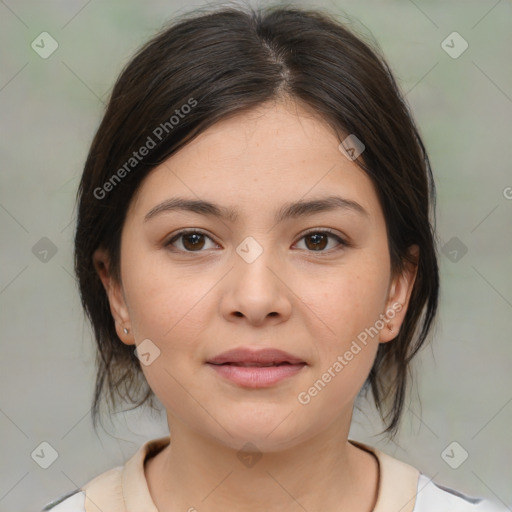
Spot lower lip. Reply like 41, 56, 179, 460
207, 363, 307, 388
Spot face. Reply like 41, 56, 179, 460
95, 99, 417, 452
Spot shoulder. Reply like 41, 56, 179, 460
349, 440, 507, 512
413, 474, 508, 512
40, 489, 85, 511
40, 437, 169, 512
40, 466, 123, 512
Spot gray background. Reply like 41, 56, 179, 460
0, 0, 511, 511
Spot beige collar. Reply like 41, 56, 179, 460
349, 439, 420, 512
83, 436, 420, 512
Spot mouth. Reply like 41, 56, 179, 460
206, 347, 307, 388
211, 362, 302, 367
206, 347, 306, 366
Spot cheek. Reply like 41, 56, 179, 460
294, 265, 388, 417
121, 254, 214, 411
121, 243, 211, 340
298, 260, 390, 350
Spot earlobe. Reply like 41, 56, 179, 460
379, 245, 419, 343
92, 247, 135, 346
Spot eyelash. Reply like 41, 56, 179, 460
164, 228, 349, 254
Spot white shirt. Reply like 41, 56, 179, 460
41, 436, 508, 512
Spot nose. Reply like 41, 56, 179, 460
220, 244, 293, 327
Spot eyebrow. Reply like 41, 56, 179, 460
144, 195, 368, 224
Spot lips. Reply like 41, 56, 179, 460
206, 347, 307, 388
220, 362, 292, 367
206, 347, 306, 366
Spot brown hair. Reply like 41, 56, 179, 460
74, 3, 439, 438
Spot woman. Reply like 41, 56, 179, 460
43, 4, 506, 511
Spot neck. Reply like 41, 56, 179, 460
145, 415, 379, 512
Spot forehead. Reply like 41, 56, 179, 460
127, 100, 383, 223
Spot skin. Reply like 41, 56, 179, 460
94, 97, 418, 512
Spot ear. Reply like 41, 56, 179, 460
93, 247, 135, 346
379, 245, 419, 343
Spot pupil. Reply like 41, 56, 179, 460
307, 233, 327, 251
184, 233, 204, 250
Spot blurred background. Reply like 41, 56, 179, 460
0, 0, 511, 510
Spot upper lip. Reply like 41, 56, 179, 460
207, 347, 306, 365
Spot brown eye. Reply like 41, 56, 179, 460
304, 233, 328, 251
181, 233, 205, 251
295, 230, 347, 253
166, 230, 217, 252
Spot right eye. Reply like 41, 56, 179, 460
165, 230, 220, 252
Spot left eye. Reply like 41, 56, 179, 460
294, 230, 346, 252
165, 229, 346, 253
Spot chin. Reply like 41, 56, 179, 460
203, 411, 310, 453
